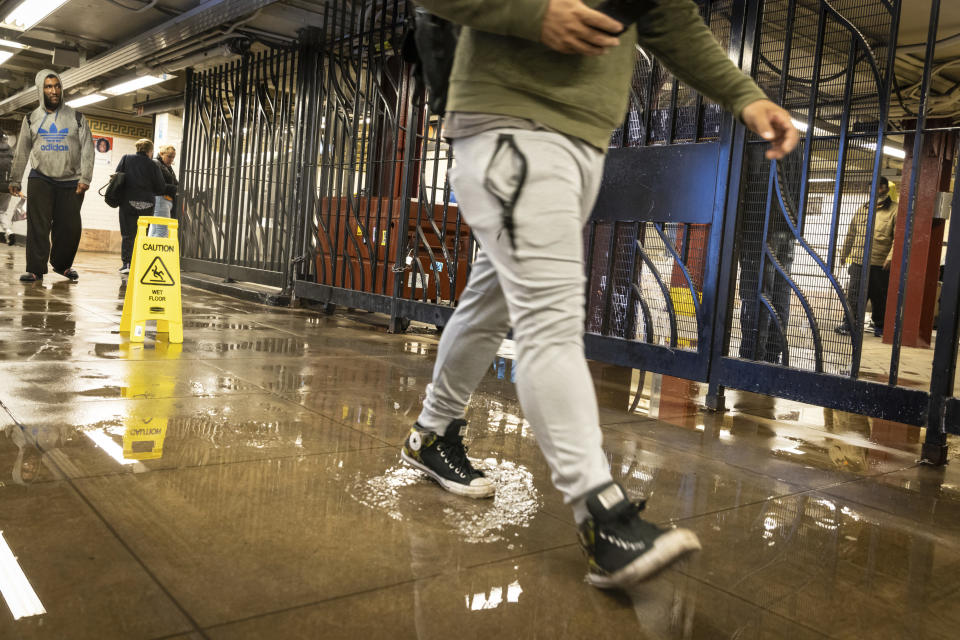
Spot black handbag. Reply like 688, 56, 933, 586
99, 171, 125, 208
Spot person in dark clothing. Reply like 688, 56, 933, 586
154, 144, 178, 212
9, 69, 95, 282
149, 144, 178, 238
117, 138, 167, 274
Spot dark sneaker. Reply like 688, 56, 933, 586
5, 232, 13, 246
873, 326, 883, 338
54, 268, 78, 281
119, 263, 130, 275
19, 272, 41, 282
400, 419, 494, 498
578, 482, 701, 589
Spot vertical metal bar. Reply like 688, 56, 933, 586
225, 57, 250, 280
826, 39, 857, 274
666, 76, 679, 145
293, 28, 323, 286
794, 2, 827, 233
390, 57, 421, 331
642, 51, 656, 146
849, 0, 901, 379
179, 68, 194, 256
599, 222, 619, 336
707, 0, 753, 408
889, 0, 941, 386
693, 0, 711, 144
179, 67, 194, 254
925, 137, 960, 462
749, 0, 795, 358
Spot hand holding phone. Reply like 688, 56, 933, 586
595, 1, 637, 35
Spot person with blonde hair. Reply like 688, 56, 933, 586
151, 144, 178, 237
115, 138, 166, 274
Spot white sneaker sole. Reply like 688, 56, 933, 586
587, 527, 702, 589
400, 450, 495, 499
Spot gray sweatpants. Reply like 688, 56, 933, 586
416, 128, 613, 519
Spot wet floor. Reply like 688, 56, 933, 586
2, 247, 959, 640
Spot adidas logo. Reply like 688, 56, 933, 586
38, 122, 69, 151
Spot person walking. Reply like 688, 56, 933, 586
148, 144, 178, 238
837, 176, 897, 338
9, 70, 94, 282
400, 0, 798, 590
116, 139, 167, 273
0, 132, 17, 245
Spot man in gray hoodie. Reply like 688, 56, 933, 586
9, 69, 94, 282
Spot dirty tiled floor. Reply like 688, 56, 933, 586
1, 248, 959, 639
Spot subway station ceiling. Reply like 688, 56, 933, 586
0, 0, 334, 121
0, 0, 954, 124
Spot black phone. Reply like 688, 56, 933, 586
595, 0, 660, 36
594, 1, 644, 36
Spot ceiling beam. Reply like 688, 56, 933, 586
0, 0, 282, 115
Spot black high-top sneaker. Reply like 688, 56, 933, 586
578, 482, 701, 589
401, 419, 495, 498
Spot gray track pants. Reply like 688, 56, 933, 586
417, 128, 613, 516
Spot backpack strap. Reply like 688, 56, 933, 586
26, 111, 82, 128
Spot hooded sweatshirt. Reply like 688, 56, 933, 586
10, 69, 94, 187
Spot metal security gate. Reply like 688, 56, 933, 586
580, 0, 746, 384
290, 0, 469, 331
179, 46, 300, 287
713, 0, 960, 461
177, 0, 960, 459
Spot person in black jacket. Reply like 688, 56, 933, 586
117, 138, 166, 274
149, 144, 178, 238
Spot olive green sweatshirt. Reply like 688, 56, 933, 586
415, 0, 767, 149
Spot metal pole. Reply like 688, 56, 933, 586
889, 0, 941, 386
924, 137, 960, 464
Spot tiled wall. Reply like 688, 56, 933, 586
1, 112, 186, 255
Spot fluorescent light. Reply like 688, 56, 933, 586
862, 141, 907, 159
0, 39, 24, 49
0, 51, 13, 66
84, 429, 142, 467
808, 178, 834, 183
65, 93, 106, 108
0, 531, 46, 620
882, 145, 906, 159
3, 0, 70, 31
102, 74, 173, 96
791, 118, 831, 136
792, 117, 907, 160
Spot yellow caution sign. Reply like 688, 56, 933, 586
120, 339, 181, 463
120, 217, 183, 343
123, 420, 169, 461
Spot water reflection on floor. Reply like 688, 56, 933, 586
1, 249, 959, 639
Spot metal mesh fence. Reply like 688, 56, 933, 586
729, 0, 897, 376
294, 0, 468, 306
180, 47, 299, 276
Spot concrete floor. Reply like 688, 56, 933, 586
2, 247, 960, 640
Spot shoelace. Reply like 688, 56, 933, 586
439, 432, 478, 478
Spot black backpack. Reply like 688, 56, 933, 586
0, 138, 13, 188
401, 8, 459, 115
